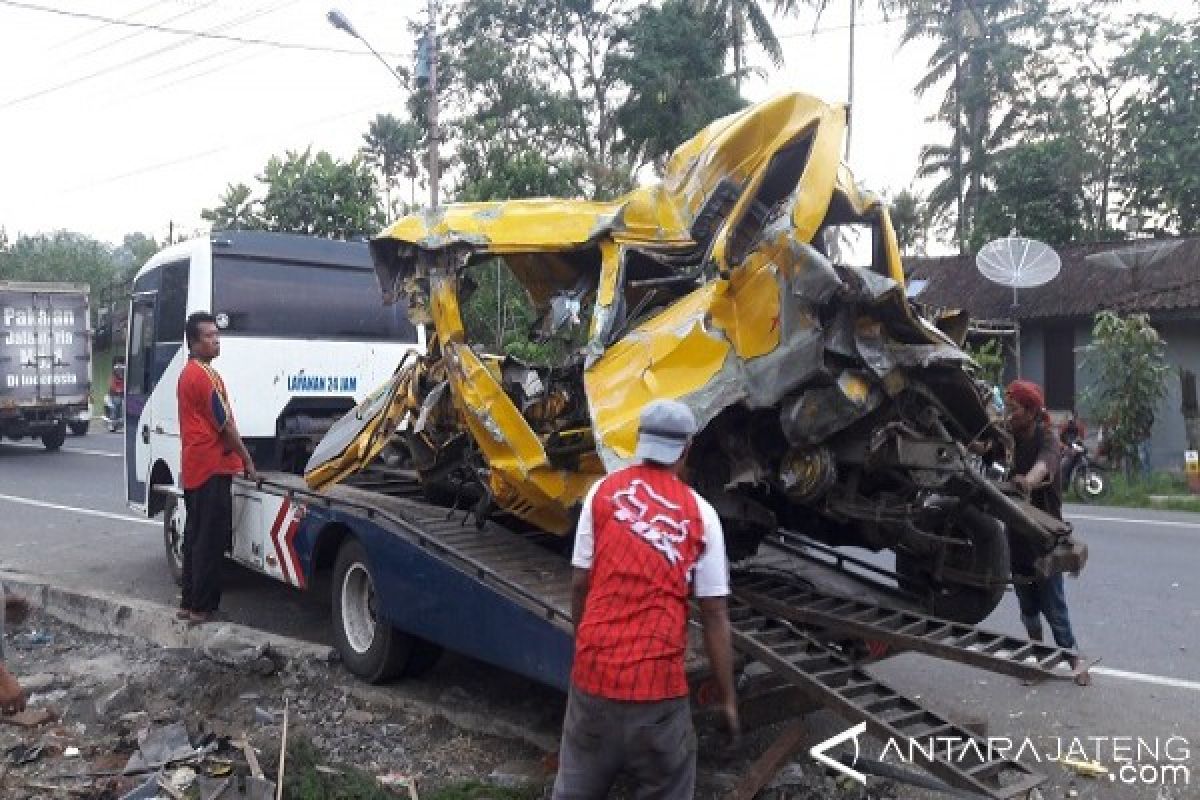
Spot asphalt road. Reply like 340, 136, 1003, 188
2, 429, 1199, 797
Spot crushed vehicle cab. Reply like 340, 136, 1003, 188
307, 92, 1083, 625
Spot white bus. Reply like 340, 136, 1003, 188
124, 231, 424, 519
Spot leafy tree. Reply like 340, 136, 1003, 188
201, 183, 259, 231
970, 138, 1086, 249
457, 146, 580, 202
361, 114, 423, 215
442, 0, 638, 199
0, 231, 121, 289
1117, 15, 1200, 234
1081, 311, 1169, 476
888, 188, 929, 255
965, 337, 1005, 387
202, 150, 384, 239
614, 0, 745, 172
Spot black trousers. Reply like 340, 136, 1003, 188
181, 474, 233, 613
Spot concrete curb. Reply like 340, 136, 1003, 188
1, 569, 330, 662
0, 569, 560, 753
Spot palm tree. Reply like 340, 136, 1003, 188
898, 0, 1046, 251
361, 114, 423, 215
699, 0, 784, 92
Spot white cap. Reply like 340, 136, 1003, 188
635, 399, 698, 465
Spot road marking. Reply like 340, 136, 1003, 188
1066, 513, 1200, 530
0, 493, 157, 526
2, 441, 121, 458
1092, 666, 1200, 692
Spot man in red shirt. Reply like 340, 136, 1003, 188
177, 312, 257, 624
552, 399, 738, 799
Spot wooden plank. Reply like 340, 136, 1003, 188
725, 721, 811, 800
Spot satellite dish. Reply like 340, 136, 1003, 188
1085, 240, 1182, 271
975, 237, 1061, 288
973, 237, 1060, 381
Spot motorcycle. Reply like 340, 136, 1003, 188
1062, 440, 1107, 503
103, 392, 123, 433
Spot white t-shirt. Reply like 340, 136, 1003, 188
571, 479, 731, 598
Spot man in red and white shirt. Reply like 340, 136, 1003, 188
552, 399, 737, 800
176, 311, 257, 624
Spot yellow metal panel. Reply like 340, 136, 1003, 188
710, 253, 782, 360
430, 273, 465, 344
586, 285, 730, 459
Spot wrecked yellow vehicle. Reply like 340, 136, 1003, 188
307, 92, 1077, 624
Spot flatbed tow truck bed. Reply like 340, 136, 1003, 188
209, 470, 1085, 798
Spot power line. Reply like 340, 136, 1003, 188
47, 0, 171, 52
59, 0, 221, 65
0, 0, 307, 111
0, 0, 404, 57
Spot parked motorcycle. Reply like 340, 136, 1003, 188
1062, 440, 1108, 503
103, 392, 123, 433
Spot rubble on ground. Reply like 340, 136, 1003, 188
0, 608, 869, 799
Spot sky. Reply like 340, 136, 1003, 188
0, 0, 1175, 248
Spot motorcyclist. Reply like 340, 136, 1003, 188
1059, 411, 1085, 485
105, 359, 125, 431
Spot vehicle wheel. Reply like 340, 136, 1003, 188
896, 507, 1009, 625
332, 538, 413, 683
163, 492, 186, 586
68, 420, 89, 436
1073, 467, 1108, 504
41, 423, 67, 451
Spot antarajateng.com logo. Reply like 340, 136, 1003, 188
812, 726, 1192, 788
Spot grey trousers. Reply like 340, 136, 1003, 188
552, 685, 697, 800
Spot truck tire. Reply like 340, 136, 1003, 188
68, 420, 89, 436
332, 538, 413, 683
163, 493, 186, 586
41, 423, 67, 451
896, 508, 1009, 625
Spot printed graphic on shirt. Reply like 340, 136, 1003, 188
611, 478, 691, 565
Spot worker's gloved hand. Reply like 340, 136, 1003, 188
0, 666, 26, 715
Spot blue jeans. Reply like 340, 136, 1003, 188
1014, 573, 1077, 650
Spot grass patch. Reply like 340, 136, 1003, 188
280, 737, 543, 800
1084, 470, 1200, 513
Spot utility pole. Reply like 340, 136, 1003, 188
845, 0, 855, 161
952, 0, 965, 255
426, 0, 439, 210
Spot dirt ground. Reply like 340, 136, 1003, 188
0, 608, 877, 800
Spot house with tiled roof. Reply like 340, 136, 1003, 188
906, 238, 1200, 469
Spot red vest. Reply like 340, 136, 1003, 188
571, 463, 707, 701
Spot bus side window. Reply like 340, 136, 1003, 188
150, 260, 190, 389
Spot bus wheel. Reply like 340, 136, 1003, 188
332, 539, 412, 683
163, 493, 186, 586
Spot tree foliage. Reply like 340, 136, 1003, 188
1081, 312, 1170, 473
1117, 15, 1200, 235
971, 138, 1086, 248
0, 231, 124, 290
202, 149, 384, 239
614, 0, 745, 171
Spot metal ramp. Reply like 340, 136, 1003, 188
728, 590, 1045, 798
735, 570, 1083, 684
264, 473, 1052, 796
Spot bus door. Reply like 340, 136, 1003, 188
125, 259, 189, 509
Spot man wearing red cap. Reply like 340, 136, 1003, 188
1003, 380, 1091, 686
